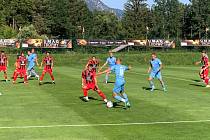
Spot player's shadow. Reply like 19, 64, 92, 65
191, 79, 203, 83
79, 96, 101, 102
113, 102, 124, 108
0, 80, 10, 82
189, 83, 205, 87
142, 87, 160, 91
42, 82, 54, 85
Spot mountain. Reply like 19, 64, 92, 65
85, 0, 124, 18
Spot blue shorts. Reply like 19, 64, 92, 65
150, 71, 162, 79
113, 82, 125, 94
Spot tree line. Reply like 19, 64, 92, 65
0, 0, 210, 40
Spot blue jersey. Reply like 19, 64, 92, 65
150, 58, 162, 73
27, 53, 37, 70
106, 57, 116, 67
111, 64, 129, 83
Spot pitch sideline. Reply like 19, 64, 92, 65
0, 120, 210, 129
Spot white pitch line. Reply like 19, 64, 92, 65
0, 120, 210, 129
130, 71, 195, 83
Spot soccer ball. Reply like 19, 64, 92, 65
106, 101, 113, 108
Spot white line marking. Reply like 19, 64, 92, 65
0, 120, 210, 129
130, 71, 196, 83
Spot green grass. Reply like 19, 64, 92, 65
0, 54, 210, 139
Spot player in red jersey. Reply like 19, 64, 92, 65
82, 64, 108, 103
85, 56, 100, 73
0, 51, 8, 81
13, 52, 27, 84
196, 51, 210, 87
39, 52, 55, 85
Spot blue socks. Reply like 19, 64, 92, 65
149, 81, 154, 88
105, 75, 109, 82
122, 93, 129, 102
114, 95, 125, 103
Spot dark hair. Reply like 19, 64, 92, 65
92, 56, 96, 58
1, 51, 5, 53
152, 52, 157, 56
202, 50, 207, 54
116, 58, 122, 62
88, 64, 93, 67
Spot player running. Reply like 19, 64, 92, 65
98, 58, 131, 109
27, 49, 39, 80
85, 56, 100, 73
13, 52, 28, 84
39, 52, 55, 85
195, 51, 210, 87
82, 64, 108, 103
99, 51, 116, 84
0, 51, 8, 82
148, 53, 167, 92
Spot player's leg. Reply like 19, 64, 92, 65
120, 85, 131, 108
157, 72, 167, 92
204, 69, 210, 87
3, 71, 8, 81
82, 87, 90, 102
13, 71, 19, 83
105, 71, 110, 84
112, 83, 126, 104
27, 69, 32, 79
31, 68, 39, 79
48, 70, 55, 84
23, 70, 28, 84
39, 70, 46, 84
148, 72, 155, 91
94, 86, 107, 103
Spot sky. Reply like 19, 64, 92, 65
101, 0, 190, 10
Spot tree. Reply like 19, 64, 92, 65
90, 11, 122, 40
122, 0, 149, 39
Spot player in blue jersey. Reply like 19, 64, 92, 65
98, 58, 131, 109
99, 51, 116, 84
27, 49, 39, 80
148, 53, 166, 92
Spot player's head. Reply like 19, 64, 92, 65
201, 50, 207, 57
31, 48, 35, 53
87, 64, 93, 71
46, 52, 50, 56
20, 52, 24, 57
116, 58, 122, 64
151, 53, 157, 60
109, 51, 113, 57
1, 51, 5, 55
27, 50, 31, 55
92, 56, 96, 61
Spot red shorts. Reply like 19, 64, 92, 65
83, 83, 98, 91
43, 67, 53, 73
0, 66, 7, 72
200, 68, 209, 79
16, 69, 27, 75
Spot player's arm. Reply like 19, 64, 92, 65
98, 61, 108, 72
6, 57, 9, 67
147, 63, 152, 73
40, 58, 44, 68
51, 58, 54, 69
97, 67, 111, 76
35, 56, 39, 66
81, 73, 87, 88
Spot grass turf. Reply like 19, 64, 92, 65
0, 63, 210, 139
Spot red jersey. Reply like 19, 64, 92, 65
43, 56, 53, 69
87, 59, 99, 72
0, 54, 7, 66
82, 69, 96, 84
201, 55, 209, 67
17, 56, 27, 70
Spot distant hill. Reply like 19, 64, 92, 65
85, 0, 124, 18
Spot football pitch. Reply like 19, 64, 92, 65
0, 58, 210, 139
